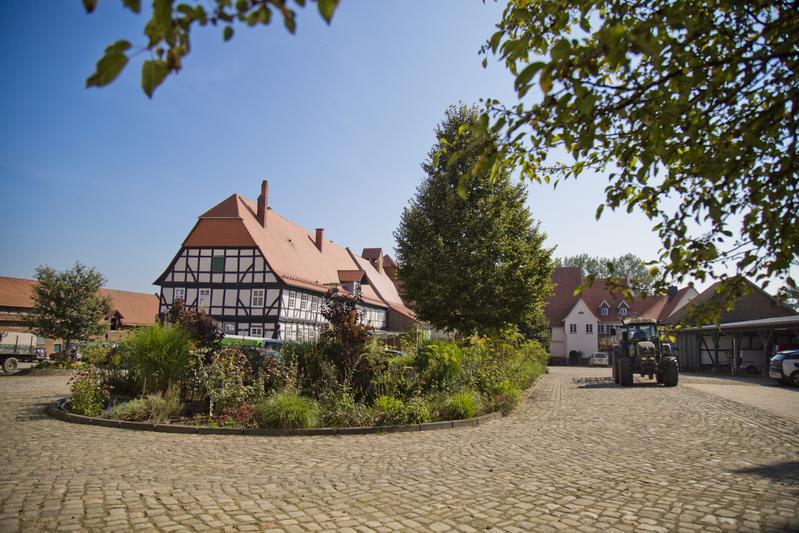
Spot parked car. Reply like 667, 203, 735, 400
589, 352, 609, 367
769, 349, 799, 386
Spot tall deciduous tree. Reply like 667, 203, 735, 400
395, 104, 554, 336
443, 0, 798, 312
29, 263, 113, 354
82, 0, 340, 97
555, 253, 655, 291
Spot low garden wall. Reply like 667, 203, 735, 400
47, 398, 503, 436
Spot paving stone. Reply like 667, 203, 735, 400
1, 369, 797, 532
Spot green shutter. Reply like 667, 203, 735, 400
211, 256, 225, 273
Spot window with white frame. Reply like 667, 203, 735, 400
600, 305, 609, 316
223, 323, 236, 334
569, 323, 577, 334
619, 305, 628, 316
301, 292, 309, 310
598, 324, 605, 334
251, 289, 264, 307
586, 324, 593, 334
250, 326, 263, 338
198, 289, 211, 309
288, 290, 296, 309
174, 287, 185, 303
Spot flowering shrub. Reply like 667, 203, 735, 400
69, 367, 107, 416
218, 403, 257, 428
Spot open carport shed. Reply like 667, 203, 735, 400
674, 316, 799, 374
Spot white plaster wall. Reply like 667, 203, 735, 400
550, 326, 566, 358
564, 299, 598, 357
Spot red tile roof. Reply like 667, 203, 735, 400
168, 189, 414, 320
544, 268, 694, 324
0, 276, 158, 326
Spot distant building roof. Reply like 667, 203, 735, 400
544, 267, 694, 324
0, 276, 158, 327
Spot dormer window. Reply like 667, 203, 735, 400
619, 305, 628, 316
599, 301, 609, 316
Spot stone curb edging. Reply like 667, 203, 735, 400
47, 398, 504, 436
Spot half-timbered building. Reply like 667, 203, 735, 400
155, 181, 415, 341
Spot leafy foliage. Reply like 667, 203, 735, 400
107, 397, 151, 421
319, 389, 376, 428
124, 323, 193, 394
373, 395, 431, 426
451, 0, 799, 313
29, 263, 113, 355
395, 104, 554, 335
776, 284, 799, 312
442, 390, 482, 420
69, 367, 107, 417
555, 253, 656, 291
83, 0, 340, 97
192, 345, 266, 415
255, 391, 320, 429
165, 299, 222, 348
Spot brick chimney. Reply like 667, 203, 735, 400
257, 180, 268, 228
315, 228, 324, 252
667, 285, 678, 302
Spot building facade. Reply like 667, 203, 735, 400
155, 181, 414, 341
0, 276, 158, 354
545, 267, 698, 364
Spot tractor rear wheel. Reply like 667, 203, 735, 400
660, 357, 679, 387
619, 357, 634, 387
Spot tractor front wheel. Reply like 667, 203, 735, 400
660, 357, 679, 387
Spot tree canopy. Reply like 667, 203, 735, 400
440, 0, 798, 310
395, 104, 554, 336
82, 0, 340, 97
555, 253, 655, 290
29, 263, 113, 353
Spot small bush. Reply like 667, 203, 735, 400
218, 403, 257, 428
107, 398, 151, 421
415, 341, 463, 391
147, 386, 182, 423
403, 397, 431, 424
255, 392, 320, 429
69, 367, 105, 417
442, 390, 482, 420
320, 390, 376, 427
487, 380, 523, 413
373, 395, 430, 425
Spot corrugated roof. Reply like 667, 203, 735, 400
0, 276, 158, 326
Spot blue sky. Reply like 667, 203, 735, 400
0, 1, 789, 295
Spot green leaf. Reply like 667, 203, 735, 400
595, 204, 604, 220
141, 59, 168, 98
153, 0, 174, 37
514, 61, 545, 91
284, 12, 297, 33
317, 0, 338, 24
122, 0, 141, 13
223, 26, 234, 41
539, 67, 553, 94
86, 40, 131, 88
82, 0, 97, 13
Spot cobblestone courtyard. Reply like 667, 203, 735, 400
1, 367, 797, 532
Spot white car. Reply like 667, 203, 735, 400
589, 352, 608, 367
769, 350, 799, 386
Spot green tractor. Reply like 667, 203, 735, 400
612, 318, 678, 387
